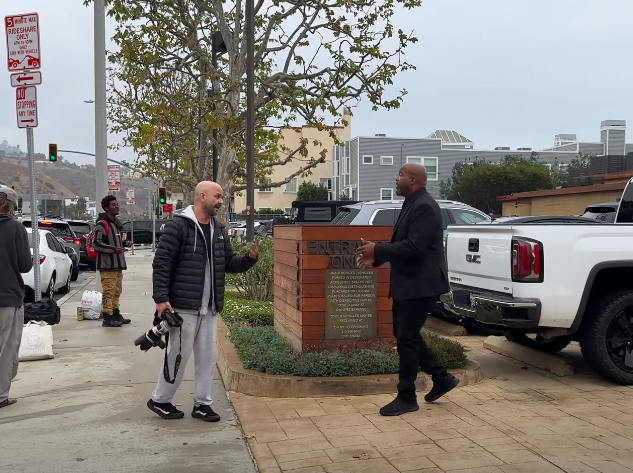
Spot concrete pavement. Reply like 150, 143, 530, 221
1, 250, 256, 473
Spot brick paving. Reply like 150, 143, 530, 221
228, 336, 633, 473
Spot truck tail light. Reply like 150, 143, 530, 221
511, 238, 543, 282
31, 255, 46, 264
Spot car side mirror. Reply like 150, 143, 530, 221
65, 247, 74, 254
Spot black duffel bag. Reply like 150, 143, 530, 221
24, 298, 61, 325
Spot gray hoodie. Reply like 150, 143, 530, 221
0, 214, 33, 307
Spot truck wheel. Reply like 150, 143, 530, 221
504, 332, 572, 354
580, 290, 633, 385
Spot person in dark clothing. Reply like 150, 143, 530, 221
0, 187, 33, 409
93, 195, 129, 327
148, 181, 259, 422
357, 164, 459, 416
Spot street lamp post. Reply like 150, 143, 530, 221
94, 0, 108, 201
245, 0, 255, 242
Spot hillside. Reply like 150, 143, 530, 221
0, 156, 149, 215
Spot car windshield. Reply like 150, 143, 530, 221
23, 221, 74, 238
70, 223, 91, 235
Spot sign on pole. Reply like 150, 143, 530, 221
5, 13, 41, 72
10, 70, 41, 87
16, 85, 38, 128
125, 187, 135, 205
164, 203, 173, 213
107, 164, 121, 191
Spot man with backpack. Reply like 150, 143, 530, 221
92, 195, 129, 327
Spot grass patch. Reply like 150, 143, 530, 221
221, 292, 467, 377
227, 324, 467, 377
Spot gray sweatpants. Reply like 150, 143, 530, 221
151, 310, 218, 406
0, 306, 24, 404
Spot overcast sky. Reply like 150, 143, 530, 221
1, 0, 633, 165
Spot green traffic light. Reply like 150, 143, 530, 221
50, 156, 57, 161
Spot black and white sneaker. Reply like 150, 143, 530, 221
192, 404, 221, 422
147, 399, 185, 419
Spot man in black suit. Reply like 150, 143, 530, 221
357, 164, 459, 416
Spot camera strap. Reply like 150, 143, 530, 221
163, 327, 182, 384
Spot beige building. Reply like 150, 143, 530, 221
498, 171, 633, 216
233, 109, 352, 214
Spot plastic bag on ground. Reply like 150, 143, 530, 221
18, 321, 54, 361
81, 290, 102, 320
24, 298, 61, 325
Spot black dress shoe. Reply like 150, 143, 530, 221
379, 396, 419, 417
113, 308, 131, 324
424, 374, 460, 403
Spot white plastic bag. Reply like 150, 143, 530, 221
18, 321, 54, 361
81, 290, 102, 320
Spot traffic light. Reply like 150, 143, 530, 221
158, 187, 167, 205
48, 143, 57, 162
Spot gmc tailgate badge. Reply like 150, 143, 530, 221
466, 254, 481, 264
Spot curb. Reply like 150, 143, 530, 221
56, 274, 97, 307
216, 318, 484, 398
483, 336, 575, 377
424, 315, 468, 337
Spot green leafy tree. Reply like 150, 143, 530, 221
338, 193, 352, 201
85, 0, 420, 221
296, 182, 329, 201
440, 154, 555, 214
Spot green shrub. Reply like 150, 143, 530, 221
221, 291, 274, 327
228, 325, 467, 377
225, 237, 273, 301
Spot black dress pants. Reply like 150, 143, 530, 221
392, 297, 447, 401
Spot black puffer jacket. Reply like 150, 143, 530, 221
152, 208, 257, 312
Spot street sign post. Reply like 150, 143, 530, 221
107, 164, 121, 192
6, 12, 42, 299
5, 13, 41, 72
10, 70, 41, 86
125, 187, 135, 205
15, 85, 38, 128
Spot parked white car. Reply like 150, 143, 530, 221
445, 177, 633, 384
23, 228, 74, 301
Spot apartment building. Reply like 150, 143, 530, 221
333, 120, 631, 201
233, 109, 352, 214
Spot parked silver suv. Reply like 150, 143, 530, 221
331, 199, 492, 235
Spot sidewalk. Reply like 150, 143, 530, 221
230, 332, 633, 473
1, 250, 257, 473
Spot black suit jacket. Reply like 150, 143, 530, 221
373, 188, 449, 301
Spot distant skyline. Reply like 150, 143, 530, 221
2, 0, 633, 165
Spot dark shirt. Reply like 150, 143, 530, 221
200, 222, 212, 263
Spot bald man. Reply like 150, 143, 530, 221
149, 181, 259, 422
358, 164, 458, 416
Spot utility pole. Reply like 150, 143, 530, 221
94, 0, 108, 202
245, 0, 255, 242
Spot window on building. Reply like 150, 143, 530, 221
380, 188, 393, 201
370, 209, 399, 225
406, 156, 423, 165
345, 157, 350, 174
333, 161, 340, 177
285, 177, 298, 193
424, 157, 439, 180
363, 155, 373, 165
558, 163, 569, 170
545, 163, 552, 171
258, 178, 272, 192
319, 178, 332, 190
380, 156, 394, 165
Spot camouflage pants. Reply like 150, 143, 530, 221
100, 271, 123, 315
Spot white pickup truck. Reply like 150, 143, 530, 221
445, 177, 633, 384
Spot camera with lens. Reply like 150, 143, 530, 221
134, 309, 183, 351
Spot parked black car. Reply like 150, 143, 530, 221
67, 220, 96, 270
121, 219, 169, 245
